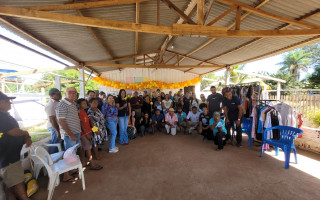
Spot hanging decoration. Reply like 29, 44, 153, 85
92, 76, 202, 90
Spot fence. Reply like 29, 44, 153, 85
267, 89, 320, 116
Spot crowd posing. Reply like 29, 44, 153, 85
0, 85, 244, 199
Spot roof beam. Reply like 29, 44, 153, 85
197, 0, 205, 25
204, 8, 320, 63
161, 0, 196, 25
85, 62, 224, 69
26, 0, 152, 11
204, 0, 216, 23
165, 50, 218, 65
97, 50, 160, 63
231, 69, 286, 83
173, 24, 320, 37
176, 0, 270, 65
0, 66, 77, 78
207, 5, 236, 26
200, 66, 226, 76
216, 0, 319, 29
235, 6, 241, 30
231, 35, 320, 66
158, 0, 197, 62
0, 5, 173, 35
135, 2, 140, 64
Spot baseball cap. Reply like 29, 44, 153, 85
49, 88, 61, 96
213, 111, 220, 116
0, 91, 16, 100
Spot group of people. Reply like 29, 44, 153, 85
0, 85, 244, 199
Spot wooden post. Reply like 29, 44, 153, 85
235, 6, 241, 30
79, 66, 85, 98
157, 0, 160, 26
55, 76, 61, 91
225, 68, 230, 86
276, 81, 281, 101
197, 0, 205, 25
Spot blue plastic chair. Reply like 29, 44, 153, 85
260, 126, 303, 169
242, 118, 253, 148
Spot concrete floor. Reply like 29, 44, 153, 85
32, 133, 320, 200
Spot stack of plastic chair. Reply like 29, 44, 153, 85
34, 145, 85, 200
260, 126, 303, 169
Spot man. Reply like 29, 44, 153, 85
97, 91, 106, 110
207, 86, 223, 115
86, 90, 96, 112
186, 106, 200, 134
142, 90, 148, 100
168, 91, 173, 100
152, 109, 165, 134
45, 88, 62, 154
0, 92, 31, 200
182, 91, 192, 115
176, 106, 187, 133
130, 91, 144, 121
222, 91, 243, 147
56, 87, 81, 182
165, 108, 178, 136
199, 94, 208, 111
199, 107, 212, 140
210, 112, 228, 151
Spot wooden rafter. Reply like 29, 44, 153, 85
207, 5, 236, 26
230, 35, 320, 66
157, 0, 160, 26
85, 63, 224, 69
158, 0, 197, 62
135, 2, 140, 64
97, 51, 159, 63
235, 6, 241, 30
200, 66, 226, 76
216, 0, 318, 29
164, 54, 177, 64
26, 0, 152, 11
176, 0, 269, 65
204, 0, 216, 23
204, 8, 320, 63
161, 0, 196, 25
197, 0, 205, 25
165, 50, 218, 65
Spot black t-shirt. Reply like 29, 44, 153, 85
139, 116, 151, 128
222, 96, 241, 120
142, 102, 152, 116
0, 112, 25, 168
199, 113, 211, 127
183, 97, 192, 113
115, 98, 129, 117
207, 93, 223, 113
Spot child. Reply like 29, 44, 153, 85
87, 98, 108, 160
127, 110, 137, 140
77, 98, 103, 170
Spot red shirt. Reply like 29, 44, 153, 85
78, 110, 92, 136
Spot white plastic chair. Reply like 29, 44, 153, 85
30, 143, 64, 179
34, 145, 85, 200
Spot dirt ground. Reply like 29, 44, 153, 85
32, 132, 320, 200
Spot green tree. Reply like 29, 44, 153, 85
302, 42, 320, 68
200, 73, 218, 90
305, 66, 320, 88
264, 70, 303, 90
230, 65, 248, 84
278, 50, 311, 82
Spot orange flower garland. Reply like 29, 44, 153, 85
92, 77, 202, 90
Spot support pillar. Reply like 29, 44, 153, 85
1, 82, 5, 92
79, 66, 85, 98
55, 76, 61, 91
225, 66, 230, 86
195, 82, 201, 99
277, 81, 281, 101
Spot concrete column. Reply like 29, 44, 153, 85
55, 76, 61, 91
195, 82, 201, 98
277, 81, 281, 101
79, 67, 85, 98
225, 68, 230, 86
1, 82, 5, 92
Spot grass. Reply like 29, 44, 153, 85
31, 133, 50, 142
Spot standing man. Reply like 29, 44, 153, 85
45, 88, 62, 154
0, 92, 31, 200
182, 91, 192, 115
207, 86, 223, 115
56, 87, 81, 182
222, 91, 243, 147
130, 91, 143, 122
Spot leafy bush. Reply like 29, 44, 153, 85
307, 109, 320, 127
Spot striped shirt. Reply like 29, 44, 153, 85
56, 98, 81, 139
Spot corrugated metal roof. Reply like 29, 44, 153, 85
0, 0, 319, 77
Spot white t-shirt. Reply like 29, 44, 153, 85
45, 99, 59, 128
187, 112, 200, 124
162, 99, 172, 109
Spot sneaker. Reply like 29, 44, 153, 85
114, 146, 119, 150
109, 148, 119, 153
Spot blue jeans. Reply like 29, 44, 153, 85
64, 133, 80, 150
118, 116, 129, 144
47, 127, 62, 153
107, 117, 118, 149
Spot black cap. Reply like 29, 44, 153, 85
0, 91, 16, 100
49, 88, 61, 96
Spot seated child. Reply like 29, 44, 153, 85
199, 107, 212, 140
77, 98, 103, 170
210, 112, 227, 151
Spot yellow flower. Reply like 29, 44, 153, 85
124, 97, 127, 100
150, 102, 153, 105
92, 126, 99, 132
0, 132, 3, 139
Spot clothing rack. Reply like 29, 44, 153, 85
225, 82, 261, 88
257, 99, 280, 106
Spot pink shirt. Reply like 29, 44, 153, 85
165, 113, 178, 125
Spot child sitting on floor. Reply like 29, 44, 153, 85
77, 98, 103, 170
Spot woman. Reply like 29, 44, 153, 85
191, 93, 199, 111
160, 92, 166, 101
87, 98, 108, 160
115, 89, 131, 145
162, 94, 173, 115
138, 112, 152, 136
151, 91, 158, 104
102, 94, 119, 153
154, 96, 163, 112
142, 95, 152, 116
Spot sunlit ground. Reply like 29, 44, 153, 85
264, 149, 320, 179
